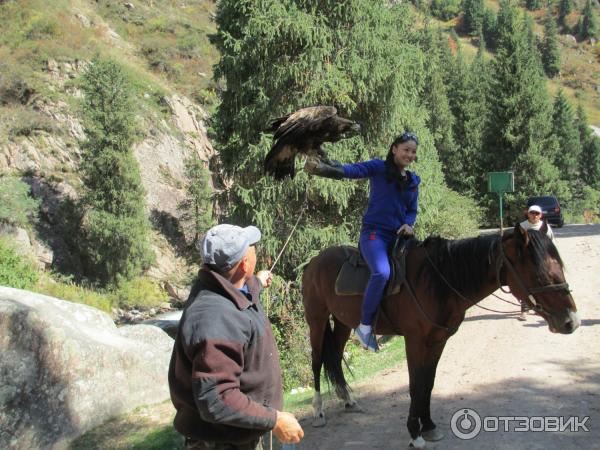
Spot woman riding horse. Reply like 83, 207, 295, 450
306, 132, 420, 352
301, 225, 579, 448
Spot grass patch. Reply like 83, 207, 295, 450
68, 402, 184, 450
32, 275, 169, 314
110, 277, 169, 310
34, 274, 114, 313
0, 236, 39, 289
284, 336, 406, 413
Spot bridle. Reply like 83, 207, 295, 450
383, 234, 571, 333
495, 237, 571, 315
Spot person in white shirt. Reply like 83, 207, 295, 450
519, 204, 555, 241
517, 204, 555, 321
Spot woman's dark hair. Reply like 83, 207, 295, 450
384, 132, 419, 190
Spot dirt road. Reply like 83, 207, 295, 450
297, 224, 600, 450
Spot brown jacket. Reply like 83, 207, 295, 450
168, 268, 283, 444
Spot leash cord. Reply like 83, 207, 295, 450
269, 195, 308, 273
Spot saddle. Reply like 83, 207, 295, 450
335, 237, 418, 296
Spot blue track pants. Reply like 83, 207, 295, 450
358, 229, 395, 326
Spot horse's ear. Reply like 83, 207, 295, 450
515, 223, 530, 247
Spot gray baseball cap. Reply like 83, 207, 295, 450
201, 224, 261, 271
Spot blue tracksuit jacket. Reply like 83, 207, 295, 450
342, 159, 420, 233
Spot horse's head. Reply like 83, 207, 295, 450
502, 224, 580, 334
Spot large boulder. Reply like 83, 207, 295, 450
0, 287, 174, 450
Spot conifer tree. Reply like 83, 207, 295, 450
508, 147, 571, 222
485, 0, 560, 212
578, 0, 598, 40
526, 0, 542, 10
551, 90, 582, 179
575, 104, 591, 145
558, 0, 573, 27
576, 105, 600, 187
482, 7, 499, 49
79, 57, 153, 284
542, 14, 561, 77
463, 0, 485, 35
581, 138, 600, 189
447, 38, 491, 197
423, 56, 456, 173
211, 0, 480, 276
179, 157, 214, 245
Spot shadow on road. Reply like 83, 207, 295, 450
299, 359, 600, 450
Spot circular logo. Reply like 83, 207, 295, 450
451, 408, 482, 440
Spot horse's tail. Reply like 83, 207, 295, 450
321, 318, 350, 395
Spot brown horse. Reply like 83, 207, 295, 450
301, 224, 579, 448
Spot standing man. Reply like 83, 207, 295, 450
169, 224, 304, 450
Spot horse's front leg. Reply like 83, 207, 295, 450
405, 337, 447, 448
419, 339, 447, 443
405, 337, 428, 448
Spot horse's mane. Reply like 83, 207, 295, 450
418, 233, 502, 301
519, 229, 564, 283
419, 229, 563, 301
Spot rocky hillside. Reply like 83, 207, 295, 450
0, 0, 598, 286
0, 0, 219, 284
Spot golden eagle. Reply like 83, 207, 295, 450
264, 106, 361, 180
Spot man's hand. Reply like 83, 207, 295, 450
397, 224, 414, 236
273, 411, 304, 444
256, 270, 273, 288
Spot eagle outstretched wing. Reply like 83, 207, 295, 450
264, 106, 360, 180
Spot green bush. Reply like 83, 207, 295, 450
263, 277, 312, 391
24, 14, 60, 40
0, 61, 34, 105
416, 187, 482, 239
110, 277, 169, 310
430, 0, 462, 20
564, 186, 600, 223
8, 107, 56, 137
0, 176, 39, 228
34, 275, 113, 313
0, 238, 39, 289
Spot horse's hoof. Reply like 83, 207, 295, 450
312, 414, 327, 428
422, 428, 444, 442
408, 436, 426, 449
344, 402, 363, 413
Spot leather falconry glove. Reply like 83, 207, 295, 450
304, 159, 344, 179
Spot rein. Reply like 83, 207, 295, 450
401, 235, 571, 330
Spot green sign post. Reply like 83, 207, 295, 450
487, 171, 514, 231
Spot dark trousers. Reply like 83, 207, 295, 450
184, 437, 263, 450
